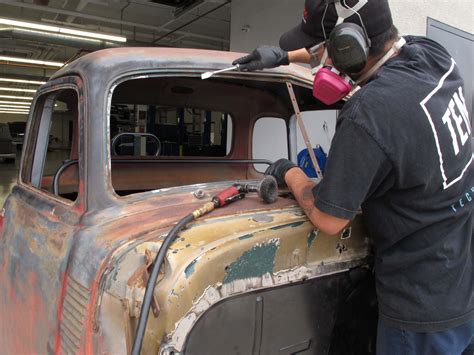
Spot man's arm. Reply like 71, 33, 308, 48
285, 167, 350, 236
288, 48, 311, 64
233, 47, 310, 71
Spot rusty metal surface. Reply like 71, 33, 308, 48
92, 200, 370, 354
0, 47, 373, 355
52, 47, 314, 87
0, 185, 82, 354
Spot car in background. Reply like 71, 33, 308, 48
0, 123, 15, 163
7, 121, 26, 150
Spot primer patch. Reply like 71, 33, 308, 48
307, 229, 318, 248
270, 221, 305, 230
223, 239, 280, 284
184, 259, 197, 278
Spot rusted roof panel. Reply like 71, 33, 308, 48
51, 47, 313, 85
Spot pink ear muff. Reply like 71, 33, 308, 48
313, 67, 354, 105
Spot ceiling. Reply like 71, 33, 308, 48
0, 0, 232, 82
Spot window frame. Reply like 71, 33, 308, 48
108, 75, 235, 161
19, 80, 84, 208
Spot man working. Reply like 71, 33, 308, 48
233, 0, 473, 354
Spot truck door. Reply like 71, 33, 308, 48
0, 79, 85, 354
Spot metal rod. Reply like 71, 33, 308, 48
286, 82, 323, 180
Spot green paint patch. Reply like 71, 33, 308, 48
184, 259, 197, 278
270, 221, 305, 231
238, 233, 254, 240
307, 229, 318, 248
223, 240, 279, 284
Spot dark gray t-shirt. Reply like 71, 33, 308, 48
313, 36, 473, 332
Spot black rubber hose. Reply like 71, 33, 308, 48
132, 213, 195, 355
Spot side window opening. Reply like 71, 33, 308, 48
294, 111, 337, 155
24, 88, 79, 202
252, 117, 288, 173
293, 110, 337, 177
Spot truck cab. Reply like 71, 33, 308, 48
0, 48, 375, 354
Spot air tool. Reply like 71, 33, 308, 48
132, 176, 278, 355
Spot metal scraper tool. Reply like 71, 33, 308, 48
201, 65, 239, 80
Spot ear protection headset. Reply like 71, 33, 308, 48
327, 0, 371, 74
328, 22, 370, 74
312, 0, 372, 105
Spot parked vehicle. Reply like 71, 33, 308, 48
0, 122, 15, 163
0, 48, 376, 355
7, 121, 26, 150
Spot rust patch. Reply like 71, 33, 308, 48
127, 249, 160, 317
0, 271, 50, 354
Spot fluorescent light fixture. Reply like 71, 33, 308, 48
0, 110, 28, 115
0, 100, 31, 105
0, 18, 127, 43
17, 28, 103, 44
0, 104, 30, 109
0, 55, 64, 68
0, 78, 46, 85
0, 107, 29, 112
0, 95, 33, 100
0, 87, 37, 93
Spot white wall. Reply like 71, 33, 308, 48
230, 0, 473, 51
390, 0, 473, 36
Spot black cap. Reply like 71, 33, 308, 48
279, 0, 393, 51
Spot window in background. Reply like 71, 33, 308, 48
252, 117, 288, 172
110, 103, 232, 158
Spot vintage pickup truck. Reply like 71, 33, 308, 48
0, 48, 376, 354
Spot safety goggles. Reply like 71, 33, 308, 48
307, 41, 327, 70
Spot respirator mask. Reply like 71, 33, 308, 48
308, 39, 355, 106
309, 0, 405, 105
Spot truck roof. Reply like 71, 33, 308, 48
51, 47, 314, 84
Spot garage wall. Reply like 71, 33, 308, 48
390, 1, 473, 36
230, 0, 305, 53
230, 0, 473, 51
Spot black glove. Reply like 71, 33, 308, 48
265, 159, 297, 187
232, 46, 289, 71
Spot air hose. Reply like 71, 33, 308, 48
131, 176, 278, 354
131, 213, 194, 355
